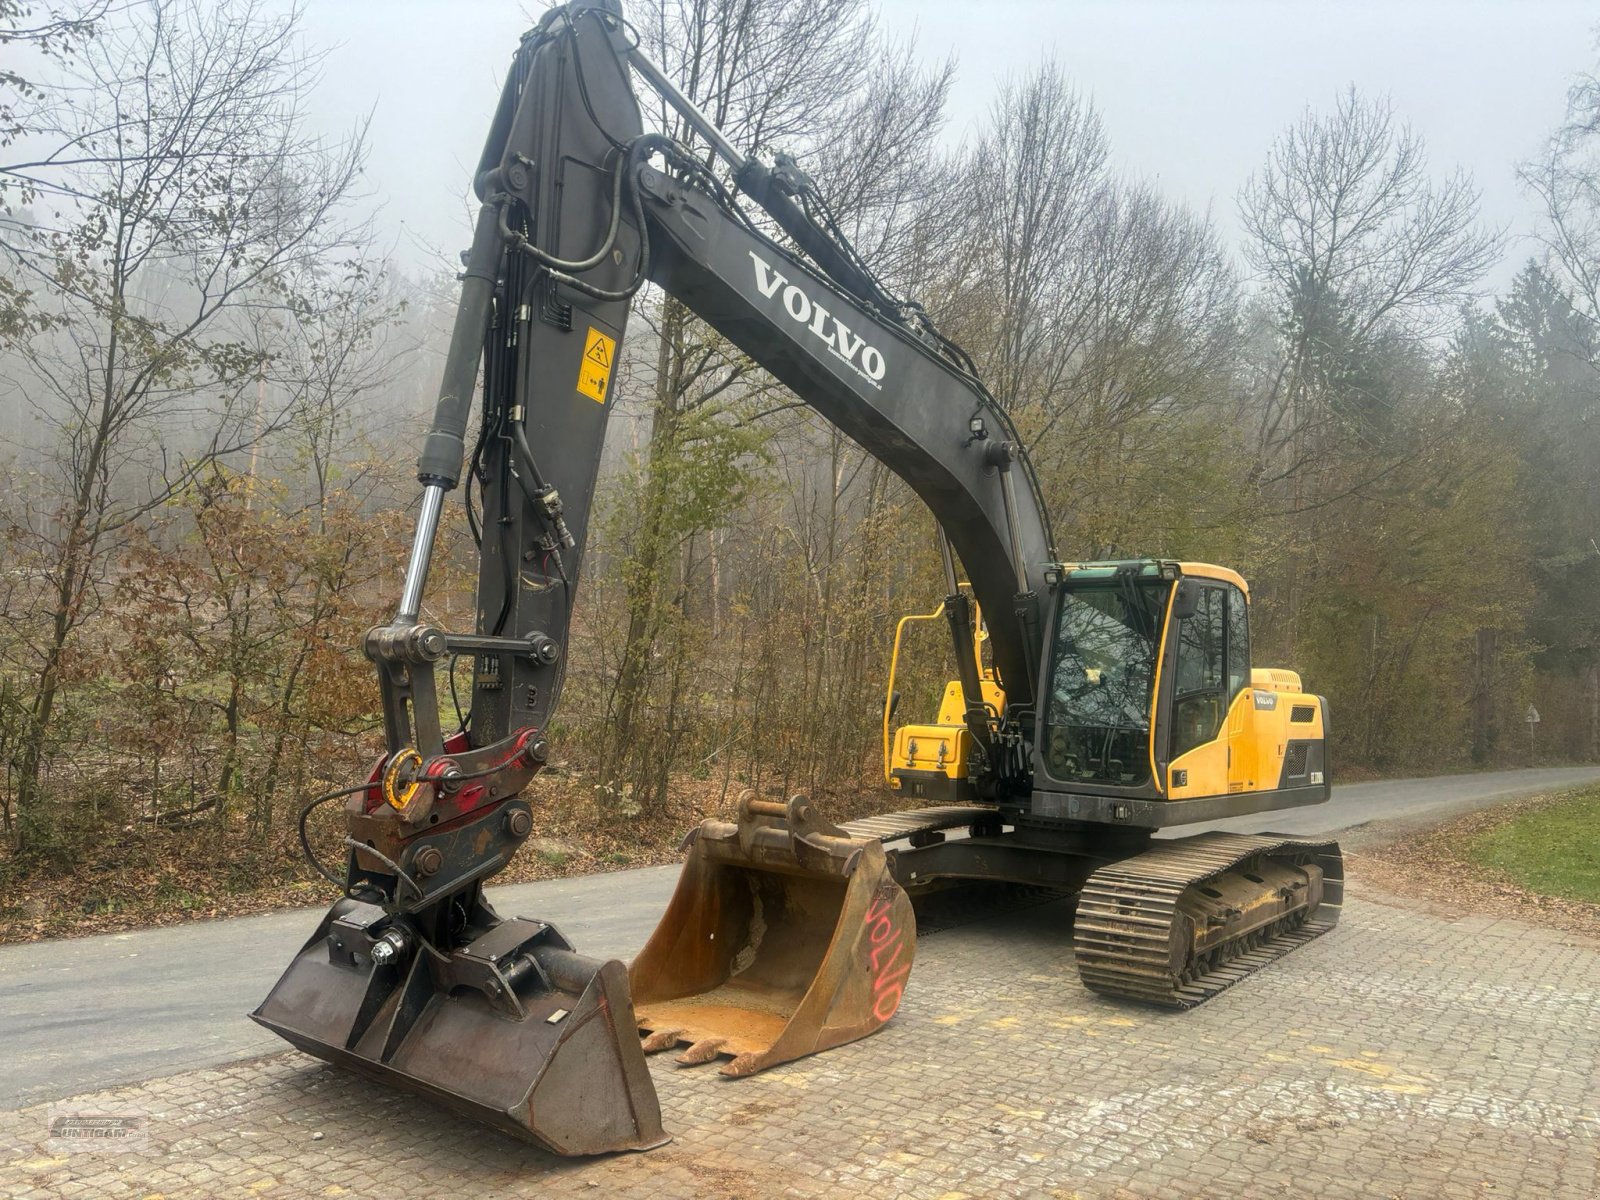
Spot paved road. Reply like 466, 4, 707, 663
2, 765, 1596, 1109
5, 863, 1598, 1198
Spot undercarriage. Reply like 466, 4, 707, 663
842, 807, 1343, 1008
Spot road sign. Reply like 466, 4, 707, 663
1526, 705, 1541, 724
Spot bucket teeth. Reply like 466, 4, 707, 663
721, 1053, 764, 1079
675, 1037, 728, 1066
640, 1028, 686, 1054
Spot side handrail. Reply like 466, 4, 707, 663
883, 602, 946, 782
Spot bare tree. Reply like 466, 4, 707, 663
926, 61, 1237, 555
635, 0, 875, 158
1240, 88, 1500, 467
1238, 88, 1501, 667
0, 0, 106, 149
1026, 180, 1239, 553
1522, 61, 1600, 327
0, 0, 367, 851
807, 38, 953, 276
1, 0, 109, 340
947, 60, 1111, 412
253, 257, 411, 514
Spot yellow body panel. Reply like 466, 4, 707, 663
1167, 668, 1325, 799
1252, 667, 1303, 693
890, 723, 972, 780
1166, 695, 1231, 798
884, 589, 1005, 792
888, 679, 1004, 785
935, 678, 1005, 727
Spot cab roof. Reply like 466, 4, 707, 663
1053, 559, 1250, 599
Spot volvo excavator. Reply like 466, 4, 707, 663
253, 0, 1343, 1156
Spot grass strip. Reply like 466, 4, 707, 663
1459, 785, 1600, 904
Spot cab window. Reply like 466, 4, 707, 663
1225, 584, 1250, 702
1170, 585, 1225, 757
1042, 580, 1166, 786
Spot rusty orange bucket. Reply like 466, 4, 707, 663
629, 791, 915, 1077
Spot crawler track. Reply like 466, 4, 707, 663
1073, 832, 1343, 1008
839, 806, 995, 843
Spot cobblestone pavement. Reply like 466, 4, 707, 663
2, 885, 1596, 1199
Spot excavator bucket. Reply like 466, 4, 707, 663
252, 898, 666, 1156
630, 791, 915, 1077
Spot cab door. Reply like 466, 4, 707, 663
1165, 582, 1253, 799
1222, 586, 1260, 793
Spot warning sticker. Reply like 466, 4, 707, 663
576, 326, 615, 403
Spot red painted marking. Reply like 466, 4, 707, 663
869, 930, 903, 973
863, 894, 909, 1023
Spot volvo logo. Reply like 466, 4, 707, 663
749, 252, 886, 387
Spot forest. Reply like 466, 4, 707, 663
1, 0, 1596, 919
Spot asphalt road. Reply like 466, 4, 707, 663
2, 764, 1596, 1109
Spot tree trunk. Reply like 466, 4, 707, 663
13, 262, 127, 852
15, 520, 92, 851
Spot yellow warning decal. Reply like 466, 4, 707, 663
576, 326, 615, 403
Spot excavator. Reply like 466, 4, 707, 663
253, 0, 1343, 1156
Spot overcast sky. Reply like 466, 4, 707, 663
298, 0, 1597, 292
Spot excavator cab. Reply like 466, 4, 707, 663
1037, 560, 1331, 810
1034, 561, 1342, 1008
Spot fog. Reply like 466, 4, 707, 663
299, 0, 1596, 286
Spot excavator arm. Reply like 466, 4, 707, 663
407, 5, 1058, 757
374, 0, 1055, 828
